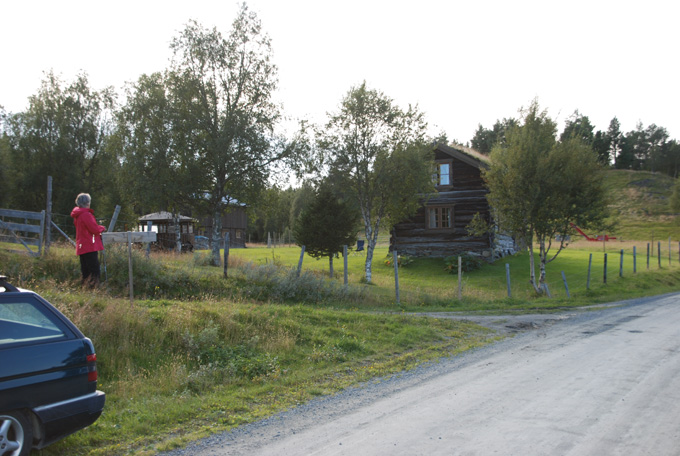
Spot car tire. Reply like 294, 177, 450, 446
0, 411, 33, 456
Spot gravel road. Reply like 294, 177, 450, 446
160, 292, 680, 455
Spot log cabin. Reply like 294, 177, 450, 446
390, 143, 516, 259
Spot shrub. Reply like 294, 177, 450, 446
443, 254, 484, 274
384, 254, 413, 267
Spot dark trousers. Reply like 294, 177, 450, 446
79, 251, 101, 286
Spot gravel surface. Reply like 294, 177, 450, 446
159, 293, 679, 455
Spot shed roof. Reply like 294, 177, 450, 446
139, 212, 196, 223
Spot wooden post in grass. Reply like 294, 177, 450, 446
457, 256, 462, 300
393, 251, 400, 305
343, 245, 348, 285
619, 249, 624, 277
561, 271, 570, 298
542, 282, 552, 298
669, 237, 672, 266
604, 253, 608, 284
647, 243, 650, 270
587, 253, 592, 289
101, 231, 156, 307
297, 245, 305, 278
127, 232, 134, 307
223, 233, 230, 278
505, 263, 511, 298
45, 176, 52, 254
658, 241, 661, 268
633, 246, 637, 273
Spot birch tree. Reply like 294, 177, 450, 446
317, 82, 434, 283
168, 4, 306, 264
484, 100, 608, 293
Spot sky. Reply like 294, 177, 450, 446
1, 0, 678, 143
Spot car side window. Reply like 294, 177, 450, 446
0, 298, 68, 346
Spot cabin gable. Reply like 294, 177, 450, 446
391, 143, 512, 259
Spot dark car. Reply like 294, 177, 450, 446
0, 275, 105, 456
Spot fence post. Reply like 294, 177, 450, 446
108, 205, 121, 233
658, 241, 662, 268
619, 249, 624, 277
669, 237, 672, 266
587, 253, 592, 289
146, 221, 152, 258
633, 246, 637, 273
127, 232, 134, 308
393, 251, 400, 305
343, 245, 348, 285
505, 263, 511, 298
647, 243, 650, 270
561, 271, 570, 298
45, 176, 52, 254
297, 245, 305, 278
542, 282, 552, 298
604, 253, 608, 284
457, 256, 462, 300
223, 233, 230, 278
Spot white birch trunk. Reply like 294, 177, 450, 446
211, 211, 222, 266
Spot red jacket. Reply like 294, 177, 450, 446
71, 207, 106, 255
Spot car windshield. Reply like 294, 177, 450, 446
0, 299, 67, 345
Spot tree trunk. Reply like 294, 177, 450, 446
363, 223, 374, 283
329, 255, 334, 278
173, 212, 181, 253
528, 236, 540, 294
211, 211, 222, 266
538, 237, 548, 289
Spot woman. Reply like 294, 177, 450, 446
71, 193, 106, 286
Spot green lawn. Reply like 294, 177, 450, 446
228, 241, 680, 311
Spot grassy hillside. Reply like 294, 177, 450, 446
601, 169, 678, 240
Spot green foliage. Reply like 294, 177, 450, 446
167, 6, 309, 262
470, 117, 517, 154
2, 71, 118, 216
317, 81, 435, 282
293, 185, 359, 261
183, 323, 280, 383
443, 254, 484, 274
484, 99, 609, 290
466, 212, 491, 237
560, 110, 595, 145
384, 253, 414, 267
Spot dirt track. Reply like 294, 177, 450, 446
161, 293, 680, 455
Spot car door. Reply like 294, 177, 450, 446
0, 294, 92, 411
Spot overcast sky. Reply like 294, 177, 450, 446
1, 0, 677, 143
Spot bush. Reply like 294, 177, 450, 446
384, 254, 413, 267
443, 254, 484, 274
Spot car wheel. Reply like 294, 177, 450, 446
0, 411, 32, 456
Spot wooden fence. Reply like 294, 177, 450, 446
0, 208, 45, 257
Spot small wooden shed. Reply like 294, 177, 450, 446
390, 143, 515, 259
138, 212, 196, 251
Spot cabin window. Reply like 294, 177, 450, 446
432, 161, 452, 187
427, 206, 454, 229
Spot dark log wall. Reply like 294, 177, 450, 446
197, 208, 248, 248
391, 156, 491, 258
